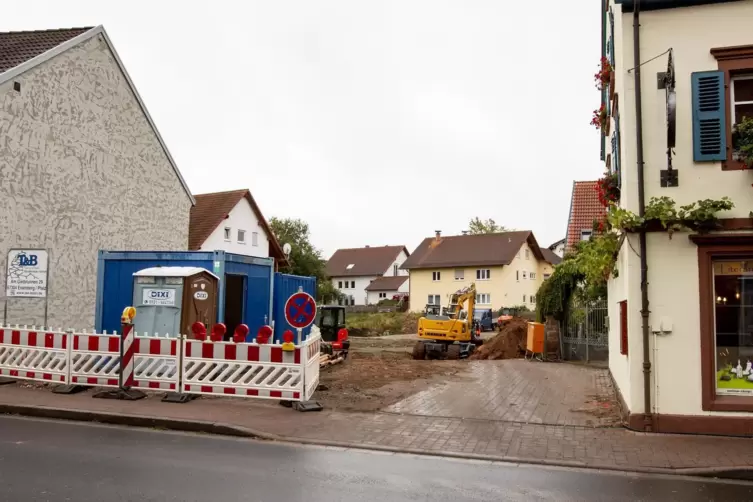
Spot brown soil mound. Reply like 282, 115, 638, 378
470, 318, 528, 360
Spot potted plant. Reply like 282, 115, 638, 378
594, 57, 613, 91
591, 104, 607, 130
596, 171, 620, 207
732, 116, 753, 168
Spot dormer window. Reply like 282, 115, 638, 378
346, 264, 355, 270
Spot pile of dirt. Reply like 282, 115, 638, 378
470, 318, 528, 360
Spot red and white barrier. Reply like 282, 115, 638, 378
303, 326, 322, 400
0, 323, 322, 404
0, 326, 69, 384
69, 331, 122, 387
181, 338, 303, 399
132, 335, 179, 391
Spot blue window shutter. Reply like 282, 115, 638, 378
609, 9, 615, 67
692, 71, 727, 162
615, 113, 621, 186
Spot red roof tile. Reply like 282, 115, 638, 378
326, 246, 409, 277
188, 189, 287, 265
565, 181, 607, 253
0, 27, 93, 74
401, 231, 545, 270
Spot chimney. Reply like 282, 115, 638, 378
435, 230, 442, 239
365, 245, 370, 248
461, 230, 468, 236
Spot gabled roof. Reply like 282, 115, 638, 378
548, 238, 565, 250
365, 276, 409, 292
0, 27, 92, 73
188, 189, 287, 266
326, 246, 409, 277
541, 248, 563, 266
401, 231, 545, 270
565, 181, 607, 253
0, 26, 195, 205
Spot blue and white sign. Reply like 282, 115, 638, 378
142, 288, 176, 306
6, 249, 49, 298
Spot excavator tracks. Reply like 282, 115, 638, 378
411, 340, 476, 360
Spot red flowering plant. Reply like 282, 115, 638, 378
594, 57, 613, 90
596, 171, 620, 207
591, 104, 607, 129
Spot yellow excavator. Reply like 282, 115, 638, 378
411, 283, 483, 360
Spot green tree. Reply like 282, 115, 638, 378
468, 217, 511, 234
269, 217, 343, 303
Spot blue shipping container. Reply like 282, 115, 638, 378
272, 273, 317, 342
96, 250, 274, 340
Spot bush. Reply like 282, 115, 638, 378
346, 312, 420, 336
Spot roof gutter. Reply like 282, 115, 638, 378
631, 0, 653, 432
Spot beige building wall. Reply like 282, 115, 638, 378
607, 0, 753, 417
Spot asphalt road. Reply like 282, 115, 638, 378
0, 416, 752, 501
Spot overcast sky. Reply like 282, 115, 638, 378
3, 1, 602, 257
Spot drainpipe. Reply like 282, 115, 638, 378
632, 0, 653, 432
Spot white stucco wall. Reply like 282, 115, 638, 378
382, 250, 410, 277
331, 276, 375, 305
607, 0, 753, 417
0, 34, 192, 330
365, 278, 410, 305
199, 197, 269, 258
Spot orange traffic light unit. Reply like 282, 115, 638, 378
525, 322, 545, 361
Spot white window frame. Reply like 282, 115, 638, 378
454, 269, 464, 281
224, 227, 231, 241
530, 272, 536, 280
237, 229, 246, 244
523, 294, 526, 303
428, 294, 440, 305
544, 273, 551, 280
525, 249, 530, 260
731, 76, 753, 159
476, 269, 491, 280
530, 295, 536, 304
393, 264, 398, 276
351, 281, 355, 288
580, 229, 592, 241
338, 281, 343, 289
476, 293, 491, 305
252, 231, 259, 246
379, 292, 387, 299
432, 271, 441, 282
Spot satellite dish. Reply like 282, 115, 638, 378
283, 243, 292, 257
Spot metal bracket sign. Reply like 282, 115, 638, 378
284, 291, 317, 329
5, 249, 49, 298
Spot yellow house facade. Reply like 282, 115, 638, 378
402, 231, 560, 313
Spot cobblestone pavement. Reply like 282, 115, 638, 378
2, 383, 753, 472
385, 360, 621, 427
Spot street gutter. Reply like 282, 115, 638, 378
2, 402, 753, 482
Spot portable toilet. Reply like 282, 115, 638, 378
132, 266, 219, 337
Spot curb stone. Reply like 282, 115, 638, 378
2, 403, 753, 481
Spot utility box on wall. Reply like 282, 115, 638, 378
132, 267, 218, 337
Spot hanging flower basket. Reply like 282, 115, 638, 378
591, 104, 607, 129
596, 171, 620, 207
594, 57, 613, 90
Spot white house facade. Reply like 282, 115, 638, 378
0, 26, 194, 330
188, 189, 287, 269
604, 0, 753, 436
326, 246, 409, 305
